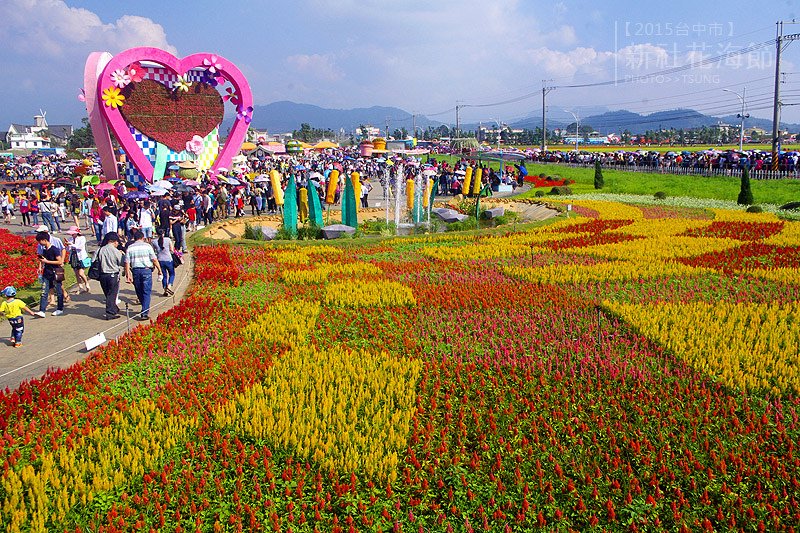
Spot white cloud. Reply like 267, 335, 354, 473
285, 53, 343, 82
615, 43, 671, 72
527, 47, 614, 78
0, 0, 177, 57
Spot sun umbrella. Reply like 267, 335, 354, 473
172, 183, 192, 194
183, 179, 200, 186
313, 140, 339, 149
422, 169, 437, 177
151, 180, 173, 189
167, 164, 180, 171
223, 176, 241, 185
124, 191, 149, 200
254, 175, 270, 183
96, 182, 114, 191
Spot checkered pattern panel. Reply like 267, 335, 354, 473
130, 126, 157, 163
144, 67, 208, 89
125, 163, 144, 187
196, 128, 220, 171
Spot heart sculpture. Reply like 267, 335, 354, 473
95, 47, 253, 183
119, 79, 224, 153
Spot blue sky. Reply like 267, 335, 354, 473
1, 0, 799, 131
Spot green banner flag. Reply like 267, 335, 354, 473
308, 183, 324, 227
342, 173, 358, 227
283, 174, 298, 236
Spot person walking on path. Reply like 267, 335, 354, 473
101, 205, 117, 240
152, 228, 176, 296
65, 226, 90, 293
95, 232, 125, 319
35, 231, 66, 317
124, 229, 162, 321
1, 286, 38, 348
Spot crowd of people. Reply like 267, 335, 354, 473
521, 147, 800, 173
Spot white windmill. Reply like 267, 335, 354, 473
34, 109, 48, 130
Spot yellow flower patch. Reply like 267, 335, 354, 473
762, 220, 800, 247
273, 251, 312, 265
272, 245, 343, 264
548, 199, 644, 220
215, 345, 421, 481
609, 218, 713, 238
418, 243, 531, 261
281, 262, 382, 284
711, 208, 780, 222
504, 260, 712, 285
1, 400, 196, 532
744, 268, 800, 286
325, 281, 416, 307
605, 301, 800, 395
567, 236, 741, 261
242, 300, 321, 347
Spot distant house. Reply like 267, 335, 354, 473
6, 113, 73, 150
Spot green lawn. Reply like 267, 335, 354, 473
425, 154, 800, 206
517, 164, 800, 206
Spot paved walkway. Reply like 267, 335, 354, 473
0, 220, 194, 392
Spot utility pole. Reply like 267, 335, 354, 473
541, 80, 554, 153
386, 117, 391, 139
411, 113, 416, 140
771, 21, 800, 170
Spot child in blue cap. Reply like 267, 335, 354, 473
1, 286, 38, 347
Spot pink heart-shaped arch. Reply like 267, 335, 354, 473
97, 47, 253, 183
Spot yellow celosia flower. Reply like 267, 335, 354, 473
215, 345, 421, 481
605, 300, 800, 394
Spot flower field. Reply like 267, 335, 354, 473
2, 200, 800, 531
0, 229, 37, 290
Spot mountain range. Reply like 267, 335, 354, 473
244, 100, 798, 136
246, 101, 441, 134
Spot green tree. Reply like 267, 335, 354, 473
594, 160, 604, 190
68, 118, 94, 149
737, 165, 753, 205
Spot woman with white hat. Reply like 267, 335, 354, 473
66, 226, 90, 293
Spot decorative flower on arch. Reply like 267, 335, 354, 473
186, 135, 205, 155
174, 75, 192, 92
224, 87, 240, 105
102, 86, 125, 108
203, 55, 223, 74
110, 69, 131, 88
237, 105, 253, 124
127, 62, 145, 83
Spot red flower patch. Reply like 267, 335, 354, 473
677, 243, 800, 272
640, 205, 712, 220
544, 232, 642, 251
553, 219, 633, 234
0, 229, 37, 289
681, 221, 784, 241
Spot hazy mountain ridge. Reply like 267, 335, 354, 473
240, 101, 796, 135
